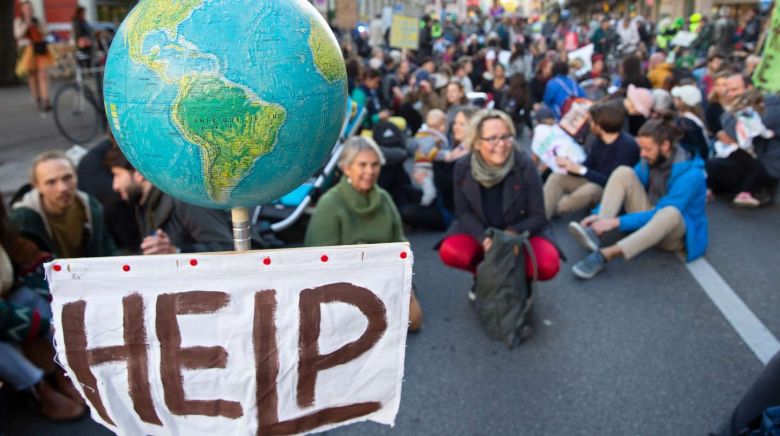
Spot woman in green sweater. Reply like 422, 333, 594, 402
305, 136, 423, 331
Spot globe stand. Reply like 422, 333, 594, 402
231, 208, 251, 251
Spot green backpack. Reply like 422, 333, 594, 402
473, 228, 537, 348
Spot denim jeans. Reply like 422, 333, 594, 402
0, 287, 51, 390
6, 286, 52, 321
0, 341, 43, 390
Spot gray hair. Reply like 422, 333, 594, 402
651, 89, 674, 116
338, 136, 386, 171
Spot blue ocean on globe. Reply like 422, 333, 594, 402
103, 0, 348, 208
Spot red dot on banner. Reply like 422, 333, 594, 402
400, 252, 408, 259
321, 255, 329, 263
189, 259, 198, 267
52, 264, 61, 272
122, 265, 130, 272
263, 257, 271, 266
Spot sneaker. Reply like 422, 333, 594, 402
568, 221, 601, 252
733, 191, 760, 208
572, 251, 607, 280
467, 290, 477, 301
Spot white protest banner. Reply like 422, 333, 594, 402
531, 124, 586, 173
567, 43, 594, 77
671, 31, 697, 48
47, 243, 412, 435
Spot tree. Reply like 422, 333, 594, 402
0, 0, 19, 86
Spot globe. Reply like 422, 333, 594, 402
103, 0, 348, 209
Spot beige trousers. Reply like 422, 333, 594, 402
543, 173, 604, 219
597, 166, 686, 260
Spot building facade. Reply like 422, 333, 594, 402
16, 0, 135, 28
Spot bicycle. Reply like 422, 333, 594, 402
52, 64, 105, 145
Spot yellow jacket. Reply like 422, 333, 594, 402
648, 63, 674, 89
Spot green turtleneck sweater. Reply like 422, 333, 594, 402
305, 177, 406, 247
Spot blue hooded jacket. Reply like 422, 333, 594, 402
619, 155, 708, 261
543, 75, 585, 119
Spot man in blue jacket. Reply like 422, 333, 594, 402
568, 118, 708, 279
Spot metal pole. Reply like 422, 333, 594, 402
231, 207, 251, 251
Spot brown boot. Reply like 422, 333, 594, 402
408, 290, 423, 333
30, 379, 87, 421
51, 369, 86, 405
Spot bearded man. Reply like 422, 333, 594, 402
567, 119, 708, 279
106, 147, 232, 255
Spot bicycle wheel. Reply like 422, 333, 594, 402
53, 83, 102, 144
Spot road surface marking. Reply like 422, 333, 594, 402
686, 258, 780, 365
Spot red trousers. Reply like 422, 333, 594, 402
439, 233, 560, 281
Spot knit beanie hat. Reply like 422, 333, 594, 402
671, 85, 703, 107
627, 84, 653, 117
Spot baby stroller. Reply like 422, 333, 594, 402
250, 99, 367, 247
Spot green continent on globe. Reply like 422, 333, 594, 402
172, 74, 287, 204
123, 0, 204, 81
308, 18, 347, 83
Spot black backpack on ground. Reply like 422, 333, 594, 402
473, 228, 537, 348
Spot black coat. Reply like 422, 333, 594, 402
447, 151, 548, 241
530, 76, 548, 104
136, 188, 234, 253
77, 139, 140, 251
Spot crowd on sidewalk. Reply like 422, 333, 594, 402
3, 5, 780, 434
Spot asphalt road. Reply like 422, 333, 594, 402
1, 82, 778, 435
0, 82, 75, 202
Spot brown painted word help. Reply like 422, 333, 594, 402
61, 282, 388, 435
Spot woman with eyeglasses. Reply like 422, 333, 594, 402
438, 109, 560, 294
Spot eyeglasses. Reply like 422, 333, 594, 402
480, 134, 513, 146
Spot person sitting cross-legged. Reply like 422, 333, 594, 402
1, 192, 87, 421
544, 100, 640, 219
11, 151, 116, 259
569, 118, 707, 279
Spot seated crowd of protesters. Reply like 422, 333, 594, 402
2, 8, 779, 431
